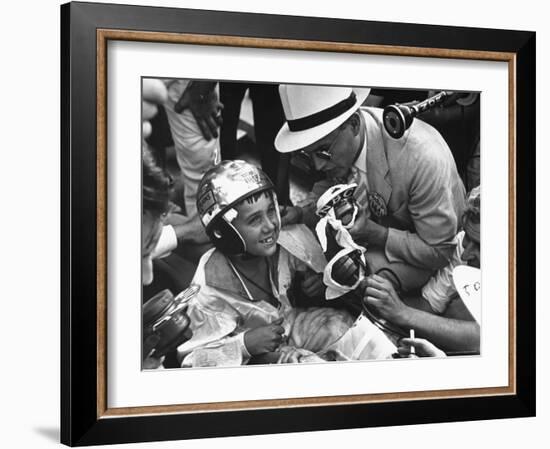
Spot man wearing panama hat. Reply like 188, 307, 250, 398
275, 84, 466, 291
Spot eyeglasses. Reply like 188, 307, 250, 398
299, 129, 340, 161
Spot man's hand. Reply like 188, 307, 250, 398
300, 271, 325, 298
396, 337, 446, 358
244, 318, 285, 355
348, 208, 388, 247
174, 81, 223, 140
280, 206, 303, 226
364, 274, 409, 325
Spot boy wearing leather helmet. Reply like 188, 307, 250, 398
176, 160, 397, 366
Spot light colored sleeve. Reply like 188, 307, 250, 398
421, 232, 465, 314
151, 225, 178, 259
236, 332, 252, 361
385, 229, 456, 270
385, 141, 464, 270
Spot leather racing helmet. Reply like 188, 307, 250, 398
196, 160, 278, 254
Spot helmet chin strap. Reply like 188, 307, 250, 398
273, 191, 282, 230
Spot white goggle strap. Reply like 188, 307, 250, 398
272, 191, 282, 231
222, 208, 247, 253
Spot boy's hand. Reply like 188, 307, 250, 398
363, 274, 408, 325
301, 271, 325, 298
244, 318, 285, 355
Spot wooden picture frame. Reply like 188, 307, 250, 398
61, 1, 535, 446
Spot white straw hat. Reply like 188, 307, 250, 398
275, 84, 371, 153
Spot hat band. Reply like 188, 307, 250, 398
287, 92, 357, 132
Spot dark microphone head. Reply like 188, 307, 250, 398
383, 104, 415, 139
330, 250, 368, 287
383, 91, 450, 139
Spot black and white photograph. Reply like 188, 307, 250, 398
54, 1, 537, 446
141, 79, 481, 369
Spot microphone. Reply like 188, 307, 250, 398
383, 91, 450, 139
330, 250, 367, 287
316, 183, 358, 228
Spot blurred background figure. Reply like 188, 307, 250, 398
142, 79, 168, 139
143, 79, 212, 298
142, 80, 204, 368
162, 79, 222, 248
219, 82, 288, 203
142, 145, 193, 369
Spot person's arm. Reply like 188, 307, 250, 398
398, 309, 479, 353
174, 81, 223, 140
384, 144, 464, 270
151, 225, 178, 259
151, 215, 209, 260
420, 232, 465, 314
385, 228, 456, 271
396, 337, 447, 358
365, 275, 479, 353
164, 212, 208, 245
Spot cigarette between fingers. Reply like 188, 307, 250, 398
410, 329, 415, 355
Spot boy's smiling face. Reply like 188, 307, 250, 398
233, 191, 280, 257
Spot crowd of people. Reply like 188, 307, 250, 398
141, 79, 481, 368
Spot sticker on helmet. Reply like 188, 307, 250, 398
197, 189, 216, 215
224, 208, 238, 223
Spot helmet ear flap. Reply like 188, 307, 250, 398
207, 217, 246, 255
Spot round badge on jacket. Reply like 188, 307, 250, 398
367, 192, 387, 218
